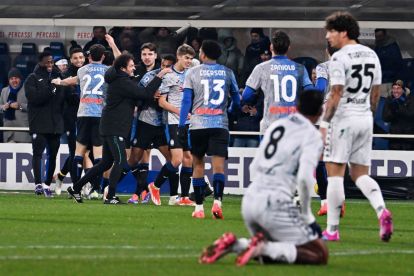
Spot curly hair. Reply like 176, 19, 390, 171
325, 11, 360, 40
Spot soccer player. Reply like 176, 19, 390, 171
54, 47, 85, 195
177, 40, 241, 218
242, 30, 313, 134
67, 53, 171, 204
313, 43, 341, 216
53, 36, 120, 196
147, 44, 196, 206
320, 11, 393, 241
199, 90, 328, 266
127, 55, 175, 204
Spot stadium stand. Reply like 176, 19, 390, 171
292, 56, 318, 79
14, 42, 38, 80
49, 41, 66, 61
0, 43, 11, 88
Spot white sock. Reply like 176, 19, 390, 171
355, 175, 386, 218
262, 242, 297, 264
327, 176, 345, 232
213, 199, 222, 208
321, 199, 327, 206
232, 238, 249, 254
42, 183, 49, 189
195, 204, 204, 212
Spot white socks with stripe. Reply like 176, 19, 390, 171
355, 175, 386, 219
327, 176, 345, 232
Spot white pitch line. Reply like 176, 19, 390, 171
0, 245, 196, 250
0, 248, 413, 261
331, 249, 414, 256
0, 254, 199, 261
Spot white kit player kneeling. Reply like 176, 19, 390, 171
200, 90, 329, 266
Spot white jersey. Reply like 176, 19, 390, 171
248, 113, 323, 199
329, 44, 382, 120
315, 61, 330, 95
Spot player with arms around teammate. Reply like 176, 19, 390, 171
178, 40, 241, 219
147, 44, 196, 206
127, 55, 175, 204
242, 31, 313, 134
320, 11, 393, 241
67, 53, 171, 204
200, 90, 328, 266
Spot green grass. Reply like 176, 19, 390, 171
0, 193, 413, 275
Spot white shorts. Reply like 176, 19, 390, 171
323, 116, 373, 166
241, 191, 318, 245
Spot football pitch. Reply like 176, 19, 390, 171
0, 193, 413, 275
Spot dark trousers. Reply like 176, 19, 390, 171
73, 136, 129, 198
60, 127, 77, 175
31, 133, 61, 185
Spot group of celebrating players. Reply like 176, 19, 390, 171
31, 10, 393, 267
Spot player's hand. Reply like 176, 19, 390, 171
153, 91, 161, 99
157, 67, 172, 78
51, 78, 61, 85
187, 113, 191, 120
309, 221, 323, 238
177, 126, 188, 146
105, 34, 115, 46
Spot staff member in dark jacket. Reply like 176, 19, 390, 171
25, 51, 74, 197
68, 53, 171, 204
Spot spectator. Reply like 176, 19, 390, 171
374, 29, 403, 83
0, 68, 30, 143
190, 37, 202, 60
382, 80, 414, 150
241, 28, 271, 86
231, 91, 263, 147
259, 49, 271, 62
139, 27, 187, 56
83, 26, 109, 52
218, 30, 244, 85
119, 31, 141, 62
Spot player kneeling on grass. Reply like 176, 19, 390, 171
200, 90, 328, 266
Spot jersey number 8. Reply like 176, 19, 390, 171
265, 126, 285, 159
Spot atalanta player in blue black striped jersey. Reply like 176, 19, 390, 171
178, 40, 241, 219
242, 31, 314, 134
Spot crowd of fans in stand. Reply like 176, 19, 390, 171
0, 26, 413, 149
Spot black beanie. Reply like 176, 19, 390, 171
8, 68, 23, 80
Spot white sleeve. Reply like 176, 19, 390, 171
329, 55, 346, 86
316, 63, 328, 80
297, 132, 323, 224
373, 58, 382, 85
245, 64, 263, 90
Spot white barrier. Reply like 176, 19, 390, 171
0, 143, 412, 194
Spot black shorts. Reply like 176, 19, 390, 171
76, 117, 102, 147
132, 120, 167, 149
167, 124, 190, 151
190, 128, 229, 158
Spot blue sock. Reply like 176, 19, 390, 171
213, 173, 225, 201
192, 177, 206, 205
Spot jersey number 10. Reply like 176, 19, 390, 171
270, 75, 297, 102
201, 79, 225, 105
